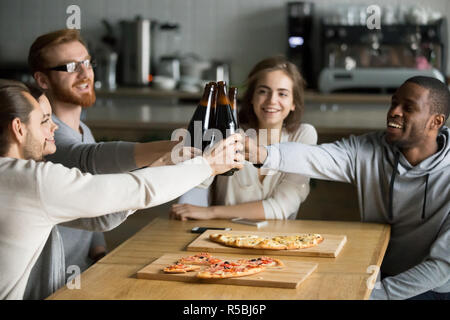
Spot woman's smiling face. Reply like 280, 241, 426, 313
251, 70, 295, 130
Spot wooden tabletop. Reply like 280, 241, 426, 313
47, 217, 390, 300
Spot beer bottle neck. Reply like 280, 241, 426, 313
199, 84, 211, 107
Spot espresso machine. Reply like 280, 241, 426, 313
287, 2, 316, 88
318, 15, 447, 93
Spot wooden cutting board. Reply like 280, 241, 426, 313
186, 230, 347, 258
137, 253, 318, 289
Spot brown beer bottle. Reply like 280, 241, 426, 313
208, 82, 218, 130
214, 81, 238, 176
203, 82, 217, 150
186, 83, 216, 150
228, 87, 239, 125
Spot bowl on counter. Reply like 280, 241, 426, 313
177, 75, 202, 93
151, 76, 177, 91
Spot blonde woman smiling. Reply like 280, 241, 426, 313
171, 56, 317, 221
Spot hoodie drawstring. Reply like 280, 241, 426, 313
422, 174, 429, 220
388, 152, 400, 221
389, 152, 430, 221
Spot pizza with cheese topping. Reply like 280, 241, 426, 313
196, 260, 265, 279
209, 233, 324, 250
236, 256, 284, 268
163, 263, 201, 273
162, 253, 284, 279
177, 252, 223, 265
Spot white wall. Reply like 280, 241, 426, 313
1, 0, 449, 84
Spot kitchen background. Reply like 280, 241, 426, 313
1, 0, 450, 84
1, 0, 449, 249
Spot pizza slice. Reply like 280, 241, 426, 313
254, 238, 289, 250
277, 234, 324, 249
209, 233, 324, 250
209, 233, 264, 248
237, 256, 284, 268
197, 260, 265, 279
163, 263, 201, 273
233, 235, 264, 248
177, 252, 223, 265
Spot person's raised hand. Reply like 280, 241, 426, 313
244, 135, 267, 165
203, 133, 244, 176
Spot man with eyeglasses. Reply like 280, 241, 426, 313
47, 58, 94, 73
23, 29, 180, 299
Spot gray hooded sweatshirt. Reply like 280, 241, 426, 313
263, 126, 450, 300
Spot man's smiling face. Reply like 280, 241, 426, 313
386, 82, 433, 149
42, 40, 96, 107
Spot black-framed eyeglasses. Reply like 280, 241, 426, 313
47, 59, 96, 73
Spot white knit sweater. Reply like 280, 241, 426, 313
0, 156, 212, 299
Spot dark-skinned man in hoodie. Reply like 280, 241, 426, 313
246, 76, 450, 300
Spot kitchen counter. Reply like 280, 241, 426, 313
47, 217, 390, 300
96, 87, 393, 104
85, 95, 392, 134
96, 87, 201, 100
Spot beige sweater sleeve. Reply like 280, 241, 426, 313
37, 157, 212, 224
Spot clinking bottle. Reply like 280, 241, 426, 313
213, 81, 239, 176
228, 86, 238, 125
186, 83, 216, 151
203, 82, 217, 150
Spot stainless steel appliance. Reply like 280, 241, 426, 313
156, 57, 180, 81
95, 51, 118, 90
118, 16, 151, 86
178, 55, 230, 93
94, 20, 118, 90
151, 22, 183, 90
318, 13, 447, 93
203, 61, 230, 84
319, 68, 445, 93
152, 23, 181, 70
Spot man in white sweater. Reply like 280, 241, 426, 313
0, 80, 243, 299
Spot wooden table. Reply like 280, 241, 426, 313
47, 217, 390, 300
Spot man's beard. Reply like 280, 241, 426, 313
51, 79, 96, 107
386, 125, 426, 149
23, 131, 45, 161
